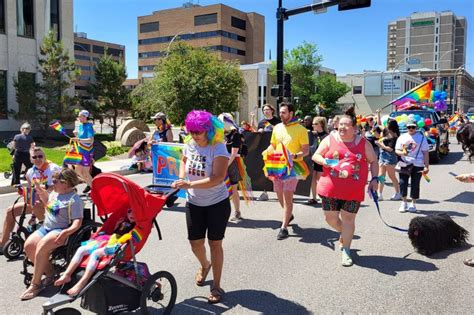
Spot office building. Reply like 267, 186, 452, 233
387, 11, 467, 73
74, 33, 126, 98
137, 3, 264, 79
0, 0, 73, 133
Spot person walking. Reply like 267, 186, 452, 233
172, 110, 230, 304
267, 103, 309, 240
395, 118, 429, 213
71, 110, 94, 193
10, 123, 35, 185
307, 117, 329, 205
313, 107, 378, 267
376, 119, 401, 201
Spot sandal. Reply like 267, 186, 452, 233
195, 263, 212, 286
20, 283, 44, 301
208, 287, 224, 304
464, 258, 474, 267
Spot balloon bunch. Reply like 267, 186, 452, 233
430, 90, 448, 111
381, 113, 433, 129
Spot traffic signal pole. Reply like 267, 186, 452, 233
275, 0, 371, 111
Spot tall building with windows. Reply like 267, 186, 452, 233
137, 3, 264, 79
387, 11, 467, 72
0, 0, 73, 133
74, 33, 126, 98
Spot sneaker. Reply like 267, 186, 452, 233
83, 185, 91, 194
341, 248, 353, 267
399, 202, 408, 213
230, 211, 242, 222
258, 192, 269, 201
390, 192, 402, 201
378, 194, 384, 201
277, 228, 289, 240
305, 198, 318, 205
407, 203, 417, 213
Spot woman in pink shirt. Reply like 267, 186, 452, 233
313, 107, 379, 267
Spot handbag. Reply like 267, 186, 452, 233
63, 139, 83, 165
397, 133, 424, 176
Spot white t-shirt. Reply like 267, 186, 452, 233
182, 142, 230, 207
395, 132, 429, 167
26, 162, 61, 188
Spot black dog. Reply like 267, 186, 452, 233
408, 214, 469, 256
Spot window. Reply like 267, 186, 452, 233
231, 16, 246, 30
353, 86, 362, 94
0, 0, 5, 34
0, 70, 6, 119
406, 48, 408, 54
75, 43, 90, 52
17, 72, 36, 113
436, 27, 438, 34
139, 66, 155, 71
50, 0, 60, 40
93, 45, 105, 55
77, 65, 91, 71
140, 22, 159, 33
106, 47, 123, 58
138, 30, 245, 45
75, 54, 90, 61
139, 51, 165, 59
194, 13, 217, 26
17, 0, 34, 38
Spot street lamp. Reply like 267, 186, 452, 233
166, 31, 193, 56
453, 65, 465, 113
436, 48, 458, 90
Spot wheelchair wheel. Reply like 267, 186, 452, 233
140, 271, 177, 315
3, 237, 23, 260
66, 222, 102, 261
4, 171, 11, 179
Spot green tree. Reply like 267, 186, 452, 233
314, 74, 351, 117
133, 42, 243, 124
88, 49, 131, 138
12, 72, 39, 122
36, 31, 79, 135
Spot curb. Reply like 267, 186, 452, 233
0, 168, 138, 195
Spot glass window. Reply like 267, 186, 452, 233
50, 0, 60, 40
17, 72, 36, 113
17, 0, 34, 38
353, 86, 362, 94
140, 22, 159, 33
0, 0, 5, 34
93, 45, 105, 55
194, 13, 217, 26
75, 43, 90, 52
75, 54, 90, 61
0, 70, 6, 119
106, 47, 123, 58
231, 16, 246, 30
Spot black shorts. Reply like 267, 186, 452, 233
227, 160, 242, 185
186, 198, 231, 241
313, 162, 323, 173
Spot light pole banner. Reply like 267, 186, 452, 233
151, 143, 186, 198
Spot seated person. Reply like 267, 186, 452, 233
20, 168, 83, 300
55, 209, 136, 296
130, 147, 152, 172
1, 147, 61, 253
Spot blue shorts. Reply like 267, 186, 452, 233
36, 226, 62, 238
379, 151, 398, 166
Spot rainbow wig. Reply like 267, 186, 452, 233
185, 110, 225, 145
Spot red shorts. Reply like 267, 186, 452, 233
272, 177, 298, 193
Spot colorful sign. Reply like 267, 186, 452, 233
151, 143, 186, 198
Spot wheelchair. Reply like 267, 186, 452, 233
21, 203, 102, 287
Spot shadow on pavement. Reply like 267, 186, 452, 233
425, 243, 473, 260
415, 199, 440, 204
351, 249, 438, 276
227, 218, 280, 230
415, 209, 468, 217
438, 151, 465, 164
445, 191, 474, 204
172, 289, 311, 314
291, 225, 360, 251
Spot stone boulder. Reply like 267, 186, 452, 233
121, 127, 146, 147
116, 119, 150, 142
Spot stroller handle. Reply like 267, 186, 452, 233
144, 184, 179, 199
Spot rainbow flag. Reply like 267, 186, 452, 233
49, 120, 68, 137
131, 229, 143, 244
448, 114, 459, 128
224, 176, 233, 197
262, 144, 293, 180
390, 79, 433, 108
22, 186, 36, 206
235, 157, 254, 203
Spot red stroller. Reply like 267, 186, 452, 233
42, 173, 178, 315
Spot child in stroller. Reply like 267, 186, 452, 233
54, 208, 137, 296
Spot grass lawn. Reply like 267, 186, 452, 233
0, 134, 116, 173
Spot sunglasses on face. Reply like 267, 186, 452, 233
31, 155, 44, 160
52, 179, 66, 184
189, 130, 204, 135
407, 126, 417, 129
312, 123, 319, 126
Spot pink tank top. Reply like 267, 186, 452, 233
317, 134, 369, 202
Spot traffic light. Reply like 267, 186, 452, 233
283, 73, 292, 98
271, 85, 279, 97
338, 0, 371, 11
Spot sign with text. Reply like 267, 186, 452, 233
151, 143, 186, 198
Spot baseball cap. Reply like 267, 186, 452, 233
79, 110, 90, 118
151, 112, 166, 120
406, 118, 417, 127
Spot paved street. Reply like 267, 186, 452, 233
0, 143, 473, 314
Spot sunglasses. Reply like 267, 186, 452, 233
312, 123, 319, 125
407, 126, 417, 129
31, 155, 44, 159
189, 130, 204, 135
52, 179, 66, 184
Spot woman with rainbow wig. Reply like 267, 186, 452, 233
172, 110, 230, 304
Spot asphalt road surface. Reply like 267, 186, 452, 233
0, 143, 473, 314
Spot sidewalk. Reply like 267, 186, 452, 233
0, 158, 135, 195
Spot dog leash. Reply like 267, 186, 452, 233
369, 189, 409, 232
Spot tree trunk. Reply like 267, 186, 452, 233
112, 108, 118, 138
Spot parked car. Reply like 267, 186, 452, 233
390, 109, 449, 163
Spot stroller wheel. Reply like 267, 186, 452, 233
140, 271, 177, 315
3, 238, 24, 260
46, 307, 81, 315
4, 171, 11, 179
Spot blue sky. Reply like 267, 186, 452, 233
74, 0, 474, 79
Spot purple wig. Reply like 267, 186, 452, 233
185, 110, 224, 144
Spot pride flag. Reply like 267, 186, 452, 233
22, 186, 36, 206
390, 79, 434, 109
448, 114, 459, 128
49, 120, 69, 137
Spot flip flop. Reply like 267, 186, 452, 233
464, 258, 474, 267
208, 287, 224, 304
20, 283, 44, 301
195, 263, 212, 286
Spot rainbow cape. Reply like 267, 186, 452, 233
49, 120, 69, 137
224, 176, 233, 197
235, 157, 254, 203
390, 79, 433, 109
